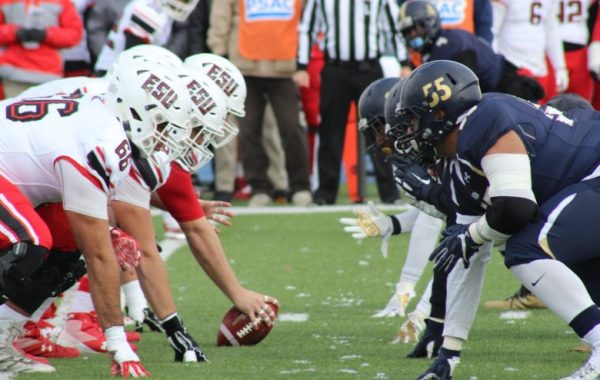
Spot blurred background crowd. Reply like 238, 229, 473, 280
0, 0, 598, 208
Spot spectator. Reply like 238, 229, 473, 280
208, 0, 312, 207
295, 0, 404, 205
0, 0, 83, 98
85, 0, 128, 64
62, 0, 94, 77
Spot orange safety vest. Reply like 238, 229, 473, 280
238, 0, 301, 60
432, 0, 475, 33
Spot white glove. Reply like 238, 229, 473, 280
339, 201, 394, 258
588, 41, 600, 77
554, 68, 569, 93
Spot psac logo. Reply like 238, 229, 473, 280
141, 74, 178, 109
187, 80, 217, 115
206, 64, 239, 97
435, 0, 467, 25
244, 0, 295, 22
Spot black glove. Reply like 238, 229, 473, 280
392, 156, 436, 201
416, 348, 461, 380
16, 28, 46, 43
429, 224, 481, 274
407, 319, 443, 359
161, 313, 208, 362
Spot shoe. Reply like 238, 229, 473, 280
135, 308, 165, 333
407, 319, 443, 359
312, 190, 334, 205
0, 319, 55, 373
416, 348, 461, 380
57, 312, 107, 353
372, 291, 415, 318
291, 190, 312, 206
392, 310, 426, 344
213, 191, 233, 202
16, 321, 80, 358
163, 224, 186, 240
248, 193, 273, 207
484, 287, 546, 310
560, 345, 600, 379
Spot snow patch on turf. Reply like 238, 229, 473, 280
339, 369, 359, 374
504, 367, 519, 372
358, 260, 369, 266
280, 368, 317, 374
293, 359, 310, 364
374, 373, 388, 379
340, 354, 361, 361
296, 292, 311, 298
285, 285, 297, 290
279, 313, 309, 322
499, 311, 530, 320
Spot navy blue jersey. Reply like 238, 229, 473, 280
457, 93, 600, 204
423, 29, 503, 92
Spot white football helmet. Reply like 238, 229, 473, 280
157, 0, 199, 22
105, 60, 193, 162
183, 54, 246, 117
175, 67, 229, 170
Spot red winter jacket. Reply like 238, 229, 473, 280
0, 0, 83, 83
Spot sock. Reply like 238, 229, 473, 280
69, 277, 95, 313
415, 279, 433, 317
160, 313, 185, 336
511, 259, 595, 322
122, 280, 148, 323
442, 336, 464, 351
0, 304, 29, 322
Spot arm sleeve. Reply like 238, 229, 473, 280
113, 175, 151, 210
474, 0, 494, 44
206, 0, 233, 56
544, 0, 567, 71
55, 159, 108, 220
44, 0, 84, 49
155, 163, 205, 222
297, 0, 319, 68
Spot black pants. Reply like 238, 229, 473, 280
315, 61, 398, 204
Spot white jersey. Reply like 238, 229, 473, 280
94, 0, 173, 72
0, 95, 132, 213
558, 0, 593, 46
492, 0, 563, 76
18, 77, 108, 99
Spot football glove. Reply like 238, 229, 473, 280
407, 318, 443, 359
108, 339, 150, 377
555, 68, 569, 93
110, 227, 141, 273
416, 348, 461, 380
429, 224, 481, 274
392, 156, 436, 202
339, 201, 397, 258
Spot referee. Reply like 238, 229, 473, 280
294, 0, 406, 205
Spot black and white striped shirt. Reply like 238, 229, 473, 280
297, 0, 406, 68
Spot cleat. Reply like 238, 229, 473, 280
57, 312, 136, 353
16, 321, 80, 358
372, 290, 415, 318
484, 287, 546, 310
560, 345, 600, 380
417, 348, 461, 380
392, 310, 426, 344
0, 319, 55, 373
137, 308, 165, 333
407, 319, 443, 359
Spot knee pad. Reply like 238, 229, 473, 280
0, 242, 47, 294
46, 249, 86, 294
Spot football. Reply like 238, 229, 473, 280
216, 302, 279, 346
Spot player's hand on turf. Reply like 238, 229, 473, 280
339, 201, 395, 258
109, 342, 150, 377
167, 328, 209, 363
429, 224, 481, 274
110, 227, 141, 273
233, 289, 279, 328
416, 348, 461, 380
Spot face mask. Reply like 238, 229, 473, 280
409, 37, 425, 50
